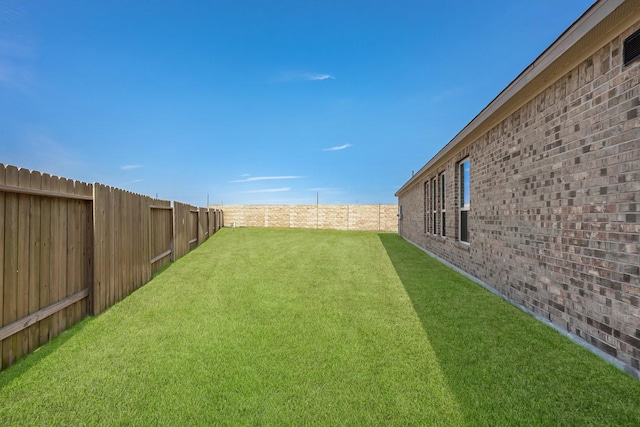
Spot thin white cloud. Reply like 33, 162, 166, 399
306, 73, 334, 81
275, 72, 335, 83
128, 179, 144, 183
246, 187, 291, 193
323, 144, 352, 151
120, 164, 143, 170
231, 175, 301, 183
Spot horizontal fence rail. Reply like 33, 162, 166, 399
0, 163, 223, 371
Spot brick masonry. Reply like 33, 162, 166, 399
214, 204, 398, 232
397, 14, 640, 374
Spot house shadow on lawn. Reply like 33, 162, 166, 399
376, 232, 640, 426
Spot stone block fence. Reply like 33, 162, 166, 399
214, 204, 398, 232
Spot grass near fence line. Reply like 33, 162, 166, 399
1, 228, 639, 425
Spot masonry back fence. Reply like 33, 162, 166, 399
0, 164, 223, 371
217, 204, 398, 232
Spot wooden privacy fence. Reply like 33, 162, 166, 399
0, 164, 223, 371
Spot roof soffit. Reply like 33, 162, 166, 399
396, 0, 640, 197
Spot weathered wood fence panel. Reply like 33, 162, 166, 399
0, 164, 223, 371
212, 209, 222, 234
0, 164, 93, 371
198, 207, 207, 243
172, 202, 190, 260
189, 209, 198, 250
150, 200, 173, 275
207, 209, 213, 238
92, 184, 153, 315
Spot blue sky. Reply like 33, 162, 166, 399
1, 0, 595, 206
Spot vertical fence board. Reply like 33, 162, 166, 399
3, 166, 19, 366
78, 180, 92, 320
117, 189, 124, 302
198, 207, 207, 244
142, 196, 152, 282
107, 186, 115, 310
93, 183, 103, 315
130, 193, 135, 291
17, 169, 31, 361
27, 171, 42, 352
132, 193, 138, 291
206, 210, 212, 239
49, 176, 62, 339
65, 179, 78, 330
127, 191, 133, 296
58, 178, 69, 333
92, 184, 105, 315
82, 182, 93, 317
173, 202, 181, 260
139, 194, 149, 291
114, 188, 121, 305
190, 210, 198, 250
107, 185, 116, 312
126, 191, 132, 296
0, 165, 5, 370
173, 202, 187, 260
38, 174, 52, 344
71, 180, 87, 325
101, 187, 117, 311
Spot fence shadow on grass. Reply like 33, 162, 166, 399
376, 232, 640, 426
0, 317, 94, 390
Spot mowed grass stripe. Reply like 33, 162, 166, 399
0, 228, 461, 426
1, 228, 639, 426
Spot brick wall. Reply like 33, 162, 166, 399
398, 17, 640, 374
215, 204, 398, 232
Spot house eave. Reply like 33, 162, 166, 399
396, 0, 636, 198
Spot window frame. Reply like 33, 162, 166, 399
459, 158, 470, 244
423, 181, 429, 234
440, 172, 446, 237
431, 178, 437, 235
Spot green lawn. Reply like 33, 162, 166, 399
1, 228, 639, 426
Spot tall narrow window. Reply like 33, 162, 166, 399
423, 181, 428, 234
459, 159, 470, 243
440, 173, 446, 237
431, 178, 437, 235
